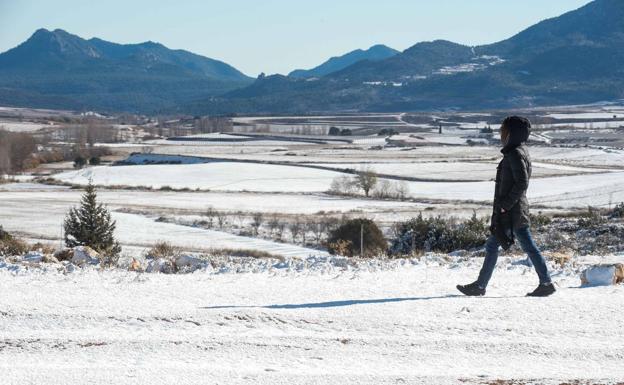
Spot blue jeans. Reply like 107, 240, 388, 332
476, 226, 551, 289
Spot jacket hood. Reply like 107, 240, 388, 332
507, 124, 530, 146
501, 117, 531, 153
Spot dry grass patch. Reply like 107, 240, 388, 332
205, 248, 282, 260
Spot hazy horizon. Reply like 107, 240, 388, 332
0, 0, 591, 76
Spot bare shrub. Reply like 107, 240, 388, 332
206, 248, 279, 259
275, 221, 286, 241
577, 206, 606, 228
145, 241, 180, 260
267, 215, 280, 238
289, 220, 303, 243
0, 227, 30, 257
216, 212, 227, 229
0, 131, 37, 174
251, 212, 264, 236
329, 175, 357, 196
354, 167, 378, 197
204, 206, 218, 229
372, 179, 410, 199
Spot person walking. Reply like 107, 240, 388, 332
457, 116, 555, 297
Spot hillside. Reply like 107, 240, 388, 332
2, 0, 623, 114
0, 29, 253, 113
193, 0, 624, 114
288, 44, 398, 78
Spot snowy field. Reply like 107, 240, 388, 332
54, 163, 345, 192
0, 183, 422, 215
3, 107, 624, 385
306, 161, 604, 181
49, 163, 624, 208
146, 142, 624, 169
1, 255, 623, 385
0, 121, 50, 132
0, 186, 326, 258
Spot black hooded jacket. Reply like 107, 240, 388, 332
491, 121, 532, 248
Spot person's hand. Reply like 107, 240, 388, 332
500, 208, 506, 213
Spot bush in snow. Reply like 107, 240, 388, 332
353, 167, 378, 197
328, 175, 358, 196
0, 226, 29, 257
0, 225, 10, 242
145, 241, 181, 260
73, 156, 86, 169
390, 212, 488, 255
529, 211, 552, 229
577, 206, 606, 228
64, 181, 121, 260
328, 167, 386, 198
327, 218, 387, 258
371, 179, 410, 200
328, 126, 341, 136
609, 202, 624, 218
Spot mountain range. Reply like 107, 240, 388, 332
0, 0, 622, 114
288, 45, 398, 79
0, 29, 252, 113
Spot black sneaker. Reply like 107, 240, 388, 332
456, 282, 485, 296
526, 283, 556, 297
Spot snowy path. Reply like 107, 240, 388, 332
1, 258, 623, 384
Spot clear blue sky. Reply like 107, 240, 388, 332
0, 0, 591, 76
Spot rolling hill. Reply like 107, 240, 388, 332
1, 0, 623, 114
196, 0, 624, 114
288, 44, 398, 78
0, 29, 253, 113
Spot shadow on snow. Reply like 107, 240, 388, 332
200, 294, 464, 310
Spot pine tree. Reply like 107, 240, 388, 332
64, 181, 121, 256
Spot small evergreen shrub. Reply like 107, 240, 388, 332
64, 181, 121, 257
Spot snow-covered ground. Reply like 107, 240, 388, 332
1, 254, 623, 385
0, 120, 51, 132
0, 190, 325, 258
544, 112, 623, 119
306, 161, 603, 181
49, 163, 624, 208
0, 183, 421, 215
53, 163, 345, 193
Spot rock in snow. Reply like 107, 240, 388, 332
581, 263, 624, 286
146, 258, 175, 274
174, 255, 204, 272
21, 251, 44, 264
71, 246, 100, 266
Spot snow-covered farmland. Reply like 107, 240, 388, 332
306, 161, 604, 181
0, 189, 325, 258
54, 163, 345, 192
1, 254, 623, 385
4, 107, 624, 385
49, 162, 624, 208
0, 184, 421, 215
0, 120, 50, 132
